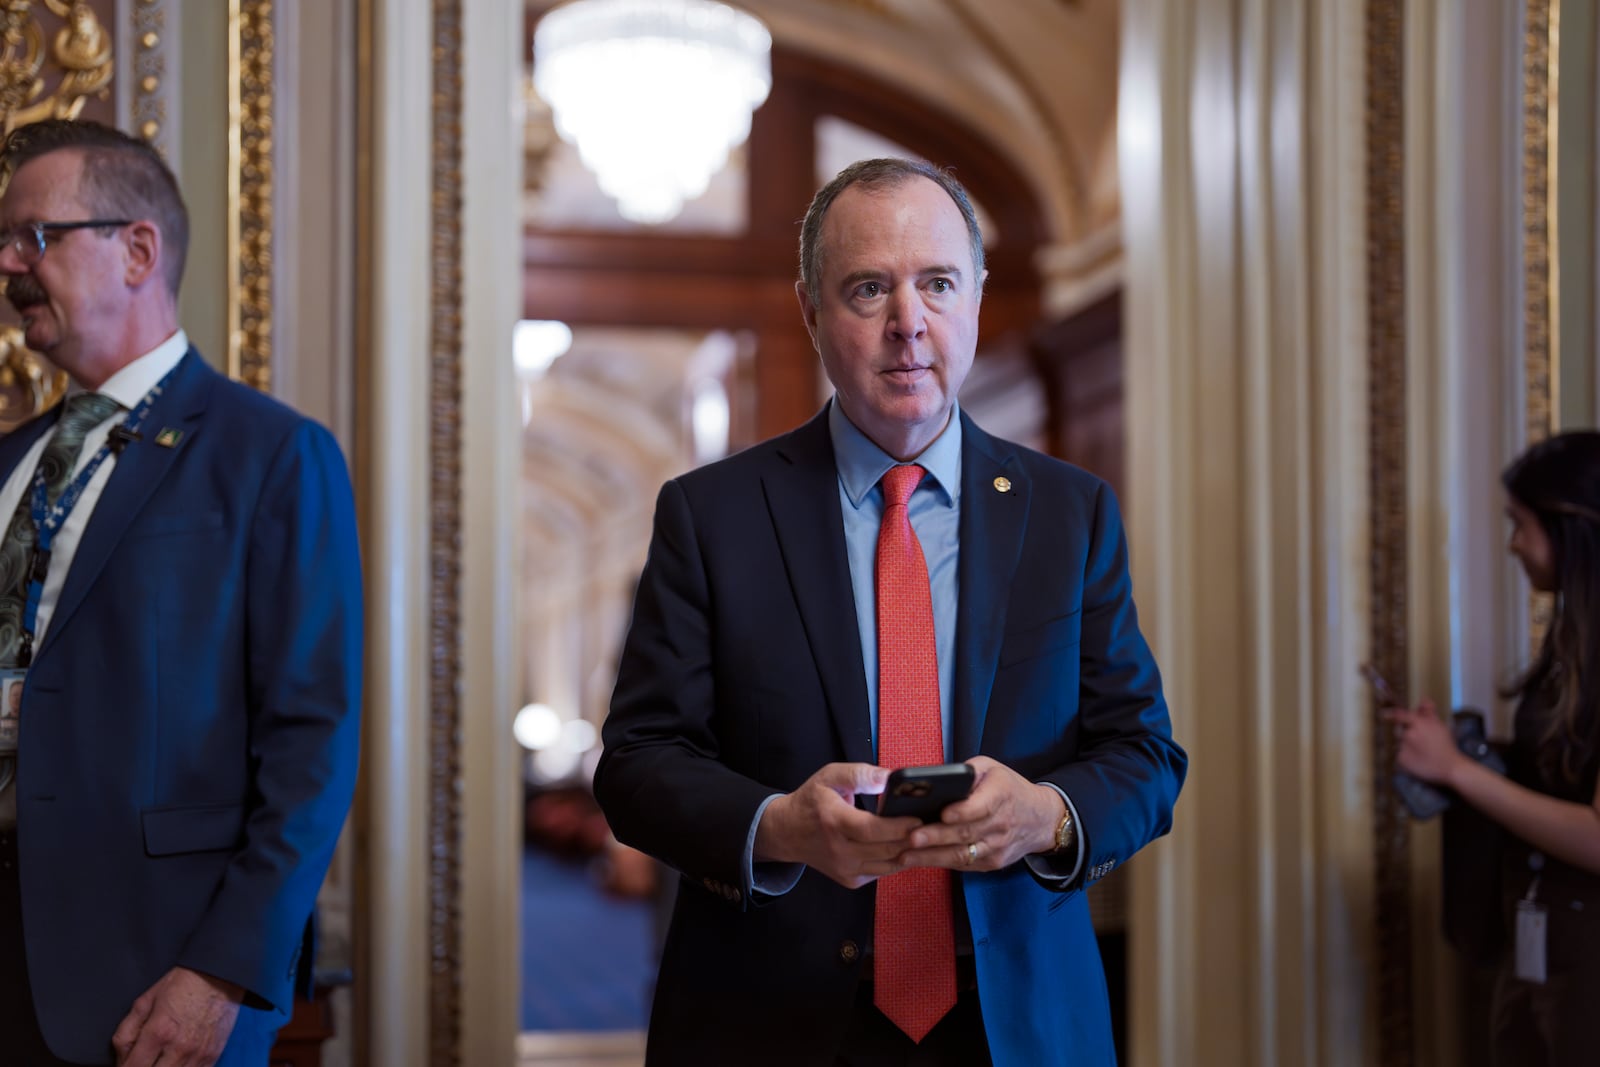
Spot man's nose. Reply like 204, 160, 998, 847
0, 243, 28, 275
885, 286, 927, 340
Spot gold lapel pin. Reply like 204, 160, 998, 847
993, 476, 1012, 493
154, 428, 183, 448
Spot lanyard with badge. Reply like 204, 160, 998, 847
0, 367, 177, 764
1516, 851, 1549, 984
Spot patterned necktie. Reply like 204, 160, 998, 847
0, 392, 124, 667
873, 463, 957, 1042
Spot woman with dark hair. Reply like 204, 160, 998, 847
1391, 430, 1600, 1066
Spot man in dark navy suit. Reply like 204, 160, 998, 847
596, 158, 1185, 1066
0, 120, 361, 1065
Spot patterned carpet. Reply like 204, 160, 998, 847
521, 845, 658, 1032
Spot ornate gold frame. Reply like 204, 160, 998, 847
227, 0, 274, 392
428, 1, 465, 1063
1366, 0, 1413, 1063
1525, 0, 1558, 445
130, 0, 170, 151
0, 0, 117, 428
1524, 0, 1559, 649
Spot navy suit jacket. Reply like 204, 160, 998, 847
0, 351, 362, 1064
595, 408, 1185, 1067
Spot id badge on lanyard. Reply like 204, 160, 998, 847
1515, 858, 1548, 985
0, 668, 21, 757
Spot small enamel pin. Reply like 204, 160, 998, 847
154, 428, 183, 448
993, 476, 1012, 493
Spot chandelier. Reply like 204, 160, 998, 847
533, 0, 772, 224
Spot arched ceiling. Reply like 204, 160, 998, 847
524, 0, 1121, 251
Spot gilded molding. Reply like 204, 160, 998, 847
130, 0, 173, 158
1524, 0, 1556, 445
430, 0, 465, 1062
227, 0, 274, 393
0, 328, 67, 430
0, 1, 116, 427
1524, 0, 1559, 652
1365, 0, 1414, 1063
0, 0, 112, 127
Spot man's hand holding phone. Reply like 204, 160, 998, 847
892, 756, 1069, 872
754, 762, 922, 889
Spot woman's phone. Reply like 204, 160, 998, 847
879, 763, 975, 822
1359, 662, 1399, 706
1359, 663, 1454, 818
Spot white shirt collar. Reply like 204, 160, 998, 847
73, 329, 190, 411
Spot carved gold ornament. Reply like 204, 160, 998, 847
0, 2, 112, 428
0, 1, 112, 130
228, 0, 274, 393
0, 325, 66, 429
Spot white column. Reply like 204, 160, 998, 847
459, 0, 525, 1061
364, 1, 433, 1063
1122, 0, 1376, 1063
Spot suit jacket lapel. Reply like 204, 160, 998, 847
762, 411, 875, 765
953, 414, 1029, 760
0, 408, 61, 481
39, 350, 212, 657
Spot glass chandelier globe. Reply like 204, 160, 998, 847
533, 0, 773, 224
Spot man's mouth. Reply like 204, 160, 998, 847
6, 280, 44, 316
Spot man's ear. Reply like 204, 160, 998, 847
123, 220, 162, 287
795, 280, 821, 352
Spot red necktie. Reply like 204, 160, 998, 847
872, 464, 956, 1041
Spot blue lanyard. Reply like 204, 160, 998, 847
16, 366, 178, 665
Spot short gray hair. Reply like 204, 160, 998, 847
798, 158, 985, 306
0, 119, 190, 296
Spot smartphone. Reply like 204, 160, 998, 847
1359, 663, 1453, 819
879, 763, 975, 823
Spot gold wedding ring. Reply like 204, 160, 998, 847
967, 842, 978, 864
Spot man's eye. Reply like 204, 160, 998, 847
928, 278, 952, 294
854, 282, 883, 299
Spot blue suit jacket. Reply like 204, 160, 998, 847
595, 409, 1185, 1067
0, 351, 362, 1064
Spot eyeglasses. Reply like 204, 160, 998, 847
0, 219, 132, 266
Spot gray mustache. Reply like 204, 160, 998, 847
5, 277, 44, 313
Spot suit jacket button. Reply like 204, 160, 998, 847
839, 940, 860, 963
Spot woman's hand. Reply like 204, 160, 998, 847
1385, 699, 1465, 786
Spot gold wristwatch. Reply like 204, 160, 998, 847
1051, 805, 1075, 853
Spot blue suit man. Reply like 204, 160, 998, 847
0, 120, 360, 1066
595, 159, 1184, 1066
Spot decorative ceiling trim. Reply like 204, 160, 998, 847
940, 0, 1083, 226
1365, 0, 1413, 1063
429, 0, 466, 1062
819, 0, 905, 21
